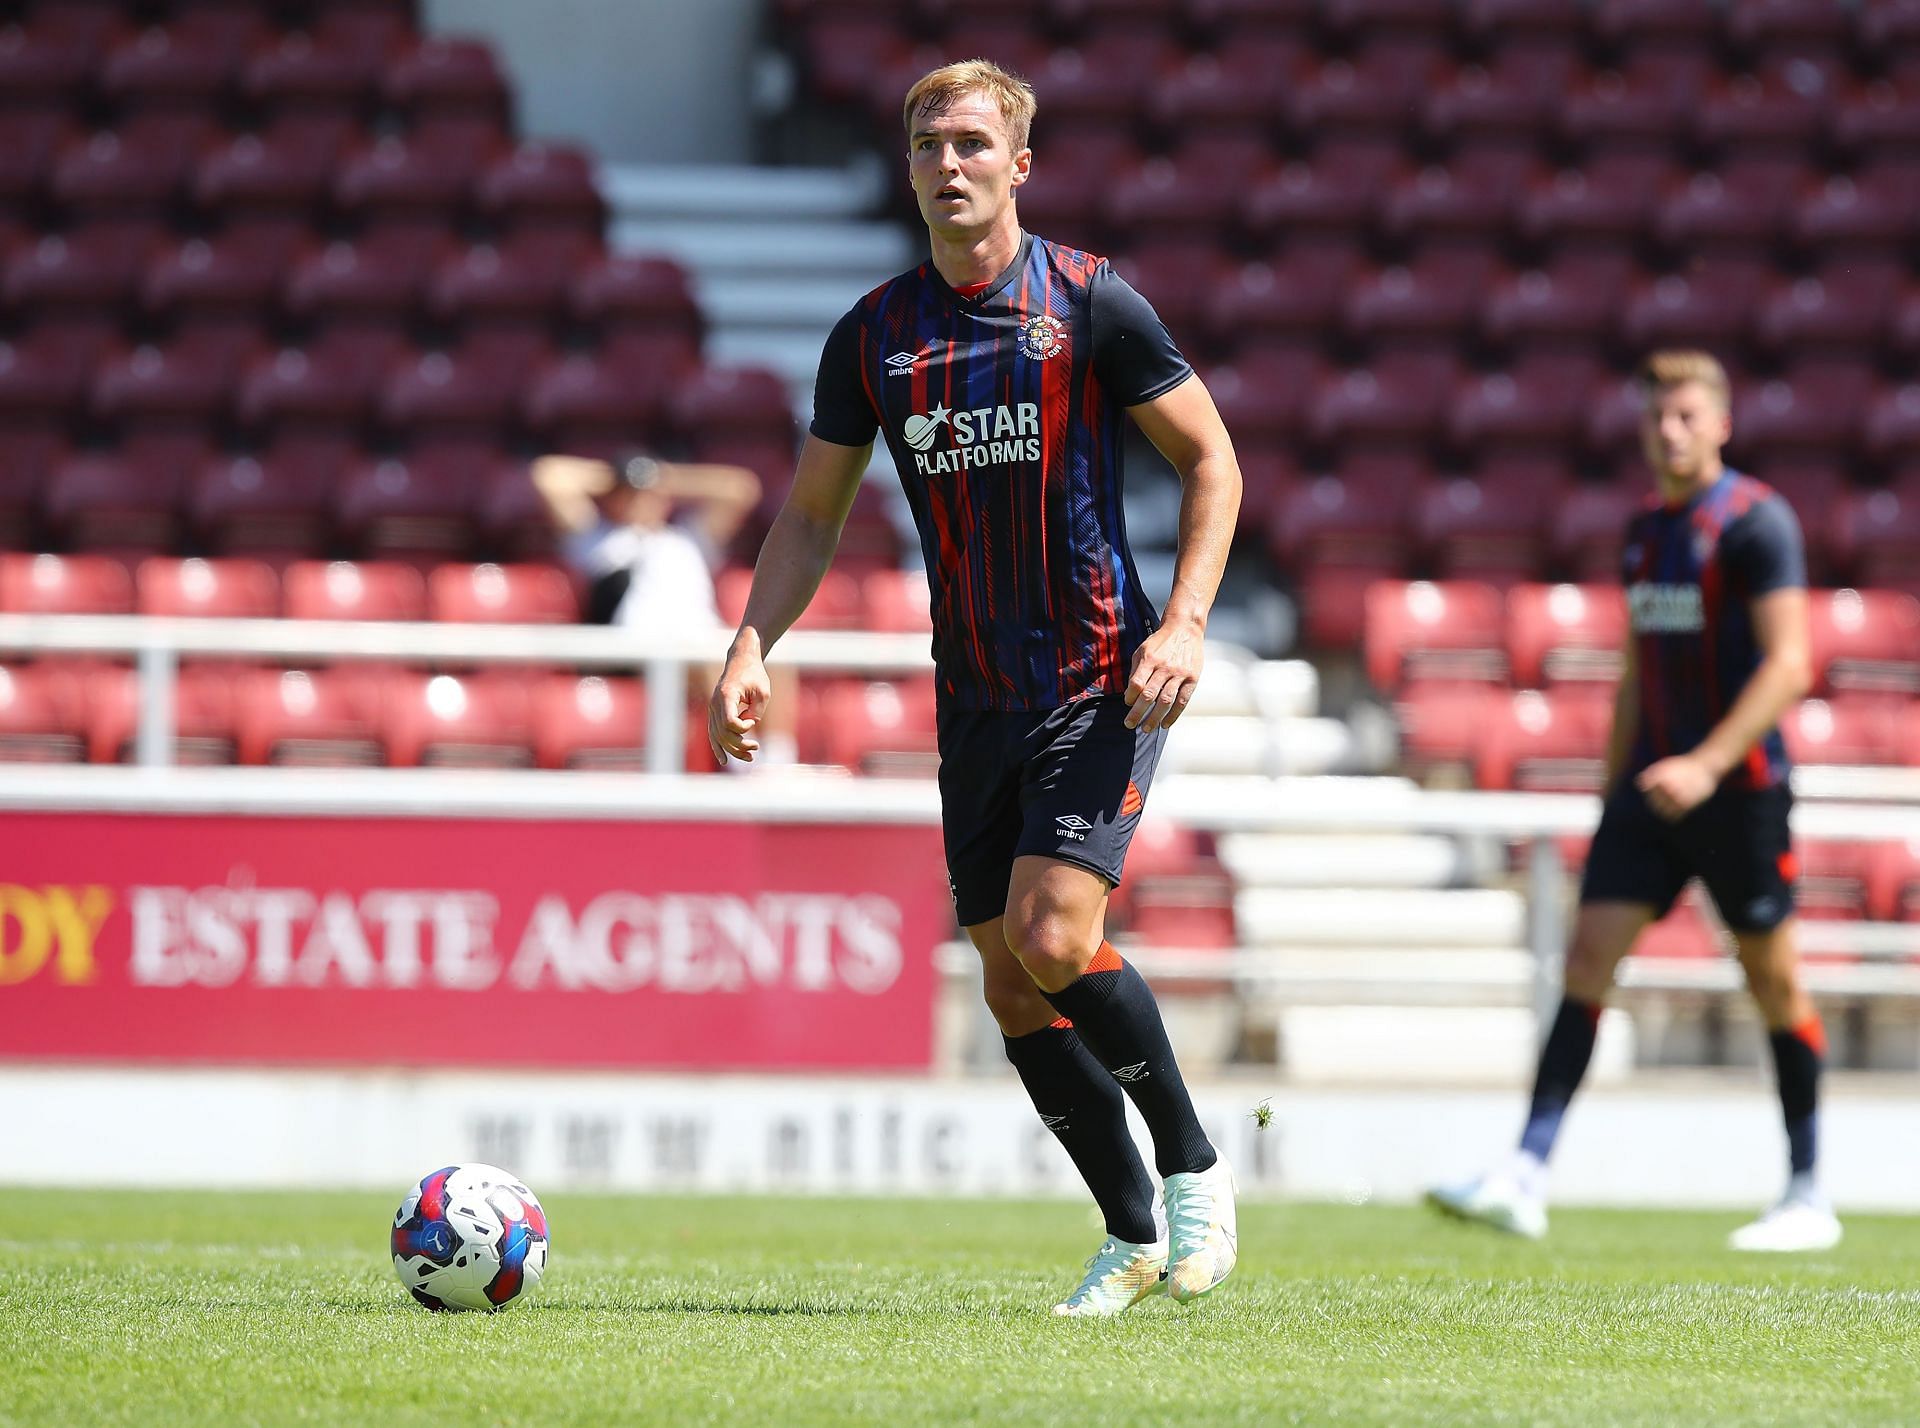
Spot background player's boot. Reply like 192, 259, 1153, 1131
1163, 1155, 1237, 1301
1051, 1236, 1168, 1317
1729, 1179, 1842, 1252
1427, 1161, 1549, 1240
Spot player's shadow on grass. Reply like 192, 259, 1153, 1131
533, 1293, 867, 1316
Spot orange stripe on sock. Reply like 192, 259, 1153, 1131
1086, 940, 1123, 975
1793, 1013, 1828, 1060
1048, 1016, 1073, 1030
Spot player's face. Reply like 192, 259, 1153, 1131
908, 92, 1030, 237
1641, 380, 1731, 484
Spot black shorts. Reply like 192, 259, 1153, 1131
937, 695, 1168, 927
1579, 780, 1796, 931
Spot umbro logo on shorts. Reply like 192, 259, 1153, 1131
1056, 814, 1092, 843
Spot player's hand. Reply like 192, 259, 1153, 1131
1636, 754, 1718, 822
708, 643, 772, 764
1123, 618, 1204, 733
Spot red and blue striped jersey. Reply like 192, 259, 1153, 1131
1621, 471, 1807, 791
811, 232, 1193, 711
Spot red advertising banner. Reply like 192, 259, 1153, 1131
0, 812, 951, 1069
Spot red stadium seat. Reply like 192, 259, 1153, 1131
1781, 697, 1905, 766
1474, 687, 1614, 792
1151, 39, 1306, 138
1416, 462, 1568, 585
140, 234, 282, 341
0, 553, 133, 615
1002, 129, 1134, 243
1619, 267, 1756, 353
1290, 44, 1447, 139
1343, 251, 1498, 344
4, 227, 155, 327
1273, 467, 1421, 647
1393, 681, 1497, 782
533, 673, 648, 771
1449, 353, 1603, 458
0, 18, 108, 110
475, 143, 605, 243
1506, 582, 1628, 689
1201, 347, 1320, 455
1727, 0, 1854, 68
1731, 366, 1872, 464
0, 111, 75, 211
862, 568, 933, 634
188, 452, 335, 562
1556, 68, 1684, 153
1308, 353, 1459, 450
802, 16, 916, 106
42, 451, 185, 558
717, 566, 861, 630
241, 27, 383, 119
1108, 241, 1234, 345
1793, 169, 1916, 256
377, 345, 532, 448
1868, 836, 1920, 921
671, 365, 795, 447
429, 563, 578, 624
1806, 588, 1920, 701
334, 453, 478, 565
93, 333, 260, 439
1829, 487, 1920, 596
85, 664, 238, 765
1656, 161, 1809, 253
1421, 50, 1578, 149
235, 341, 389, 443
381, 37, 513, 147
835, 481, 904, 575
426, 238, 576, 331
333, 133, 486, 231
283, 559, 428, 623
136, 556, 278, 619
1793, 840, 1878, 922
1033, 30, 1183, 128
193, 121, 352, 241
97, 15, 263, 113
523, 348, 677, 457
235, 667, 384, 767
817, 678, 939, 776
1865, 381, 1920, 474
1106, 142, 1272, 241
568, 253, 703, 346
283, 233, 445, 336
1363, 579, 1508, 691
1519, 154, 1678, 249
51, 116, 214, 224
1551, 482, 1645, 582
1208, 251, 1359, 351
1636, 893, 1722, 960
1755, 262, 1904, 356
381, 671, 533, 769
1381, 153, 1539, 245
0, 429, 65, 548
1243, 150, 1401, 244
0, 663, 88, 763
475, 457, 558, 563
1693, 70, 1831, 159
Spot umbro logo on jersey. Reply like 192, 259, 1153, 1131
1112, 1061, 1150, 1082
1056, 814, 1092, 843
885, 351, 920, 377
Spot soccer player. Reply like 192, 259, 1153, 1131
1429, 350, 1838, 1252
706, 59, 1244, 1314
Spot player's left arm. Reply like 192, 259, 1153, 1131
1638, 498, 1813, 820
1123, 375, 1243, 733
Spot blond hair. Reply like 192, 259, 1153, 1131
1638, 350, 1731, 409
901, 59, 1036, 152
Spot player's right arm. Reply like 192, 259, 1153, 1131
529, 454, 613, 535
1601, 634, 1639, 794
707, 434, 871, 762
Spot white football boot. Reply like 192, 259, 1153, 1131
1163, 1155, 1238, 1302
1426, 1159, 1549, 1241
1729, 1179, 1843, 1253
1051, 1236, 1168, 1317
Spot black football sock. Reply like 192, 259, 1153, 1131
1768, 1014, 1825, 1180
1518, 997, 1602, 1162
1003, 1019, 1160, 1244
1039, 943, 1217, 1179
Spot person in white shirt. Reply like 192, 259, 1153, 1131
532, 451, 797, 765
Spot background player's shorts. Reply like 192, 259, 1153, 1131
937, 695, 1167, 927
1580, 780, 1796, 931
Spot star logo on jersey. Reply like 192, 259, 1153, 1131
902, 403, 952, 451
885, 350, 920, 377
1018, 314, 1065, 360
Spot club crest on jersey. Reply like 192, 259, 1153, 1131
1017, 314, 1065, 360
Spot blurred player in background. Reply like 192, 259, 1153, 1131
707, 59, 1244, 1314
534, 451, 797, 765
1431, 351, 1837, 1252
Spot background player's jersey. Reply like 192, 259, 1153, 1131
1621, 470, 1806, 790
811, 232, 1192, 711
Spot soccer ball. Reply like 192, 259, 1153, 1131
390, 1163, 549, 1312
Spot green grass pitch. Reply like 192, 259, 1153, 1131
5, 1190, 1917, 1426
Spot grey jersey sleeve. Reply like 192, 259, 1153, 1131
1088, 263, 1193, 407
1724, 492, 1808, 596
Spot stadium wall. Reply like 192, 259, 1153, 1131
422, 0, 761, 163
